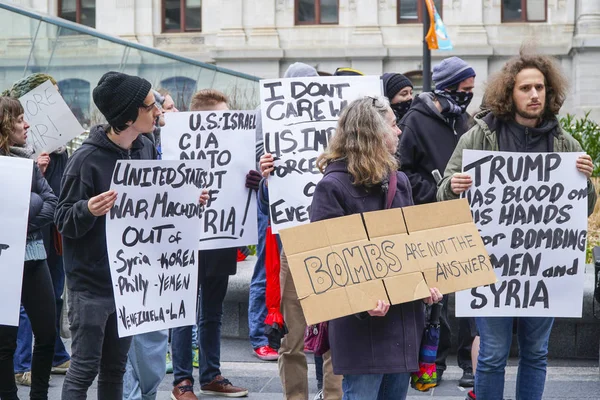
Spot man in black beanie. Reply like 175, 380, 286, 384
382, 72, 414, 124
55, 71, 161, 399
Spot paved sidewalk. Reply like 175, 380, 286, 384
15, 338, 600, 399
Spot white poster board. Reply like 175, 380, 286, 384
0, 157, 33, 326
260, 76, 383, 233
161, 110, 258, 249
19, 80, 85, 156
455, 150, 588, 317
106, 160, 205, 337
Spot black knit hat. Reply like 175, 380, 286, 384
381, 73, 413, 100
92, 71, 152, 127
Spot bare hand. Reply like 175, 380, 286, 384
576, 154, 594, 178
259, 153, 275, 180
367, 300, 390, 317
199, 189, 209, 206
423, 287, 443, 305
37, 152, 50, 175
88, 190, 117, 217
450, 173, 473, 195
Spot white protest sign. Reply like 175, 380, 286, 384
106, 159, 206, 337
260, 76, 382, 233
19, 80, 84, 156
455, 150, 588, 317
0, 157, 33, 326
161, 110, 258, 249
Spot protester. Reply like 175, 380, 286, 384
332, 67, 364, 76
170, 89, 248, 399
258, 62, 344, 400
55, 71, 163, 399
4, 73, 71, 386
381, 73, 414, 124
0, 96, 58, 399
437, 48, 597, 400
398, 56, 477, 387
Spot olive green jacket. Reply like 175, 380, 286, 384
437, 110, 597, 216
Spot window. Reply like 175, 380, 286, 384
162, 0, 202, 32
58, 79, 91, 129
398, 0, 442, 24
160, 77, 197, 111
295, 0, 339, 25
58, 0, 96, 28
502, 0, 546, 22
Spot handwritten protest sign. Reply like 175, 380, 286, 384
161, 111, 258, 249
0, 157, 32, 326
279, 199, 496, 325
18, 80, 84, 156
106, 160, 206, 337
455, 150, 588, 317
260, 76, 382, 233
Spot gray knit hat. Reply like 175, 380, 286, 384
432, 57, 476, 90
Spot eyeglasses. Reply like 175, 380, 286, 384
140, 102, 157, 112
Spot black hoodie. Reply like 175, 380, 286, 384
397, 92, 471, 205
55, 125, 157, 295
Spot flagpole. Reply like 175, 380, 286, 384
422, 0, 432, 92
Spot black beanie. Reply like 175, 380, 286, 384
382, 73, 413, 100
92, 71, 152, 128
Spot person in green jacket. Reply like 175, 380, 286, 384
437, 47, 596, 400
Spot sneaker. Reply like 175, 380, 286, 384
466, 389, 476, 400
15, 371, 32, 386
171, 379, 198, 400
166, 351, 173, 374
313, 389, 324, 400
200, 375, 248, 397
51, 360, 70, 374
459, 371, 475, 388
192, 347, 199, 368
253, 345, 278, 361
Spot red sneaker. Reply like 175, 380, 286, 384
466, 390, 476, 400
253, 345, 278, 361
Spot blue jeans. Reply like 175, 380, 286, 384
248, 206, 269, 349
14, 255, 70, 373
342, 373, 411, 400
123, 330, 169, 400
172, 276, 229, 387
475, 317, 554, 400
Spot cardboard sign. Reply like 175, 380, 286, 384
279, 199, 496, 325
161, 111, 258, 249
18, 80, 84, 156
106, 160, 206, 337
0, 157, 33, 326
260, 76, 382, 233
455, 150, 588, 317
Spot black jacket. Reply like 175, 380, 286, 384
55, 125, 157, 295
397, 93, 471, 205
42, 151, 68, 254
28, 162, 57, 241
199, 248, 237, 281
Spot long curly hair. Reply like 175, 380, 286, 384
317, 96, 398, 187
484, 46, 568, 120
0, 96, 24, 155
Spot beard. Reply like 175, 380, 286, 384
515, 105, 543, 121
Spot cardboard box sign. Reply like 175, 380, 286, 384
278, 198, 496, 325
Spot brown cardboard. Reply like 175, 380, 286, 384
279, 198, 496, 325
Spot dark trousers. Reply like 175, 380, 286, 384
435, 295, 476, 373
61, 291, 132, 400
172, 275, 229, 387
0, 260, 56, 400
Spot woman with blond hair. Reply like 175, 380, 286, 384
310, 96, 443, 400
0, 96, 57, 400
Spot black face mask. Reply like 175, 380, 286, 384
391, 99, 412, 122
448, 91, 474, 113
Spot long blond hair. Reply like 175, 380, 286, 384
317, 96, 398, 186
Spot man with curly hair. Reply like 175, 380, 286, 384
437, 47, 597, 400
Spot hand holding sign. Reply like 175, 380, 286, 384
423, 287, 443, 305
368, 300, 390, 317
88, 190, 118, 217
36, 152, 50, 175
450, 173, 473, 195
260, 153, 275, 180
576, 154, 593, 178
199, 189, 209, 206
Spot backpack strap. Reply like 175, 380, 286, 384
386, 172, 398, 209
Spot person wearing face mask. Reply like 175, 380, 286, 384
397, 56, 477, 388
382, 73, 414, 124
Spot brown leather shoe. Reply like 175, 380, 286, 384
200, 375, 248, 397
171, 379, 198, 400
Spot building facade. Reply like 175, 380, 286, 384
2, 0, 600, 118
